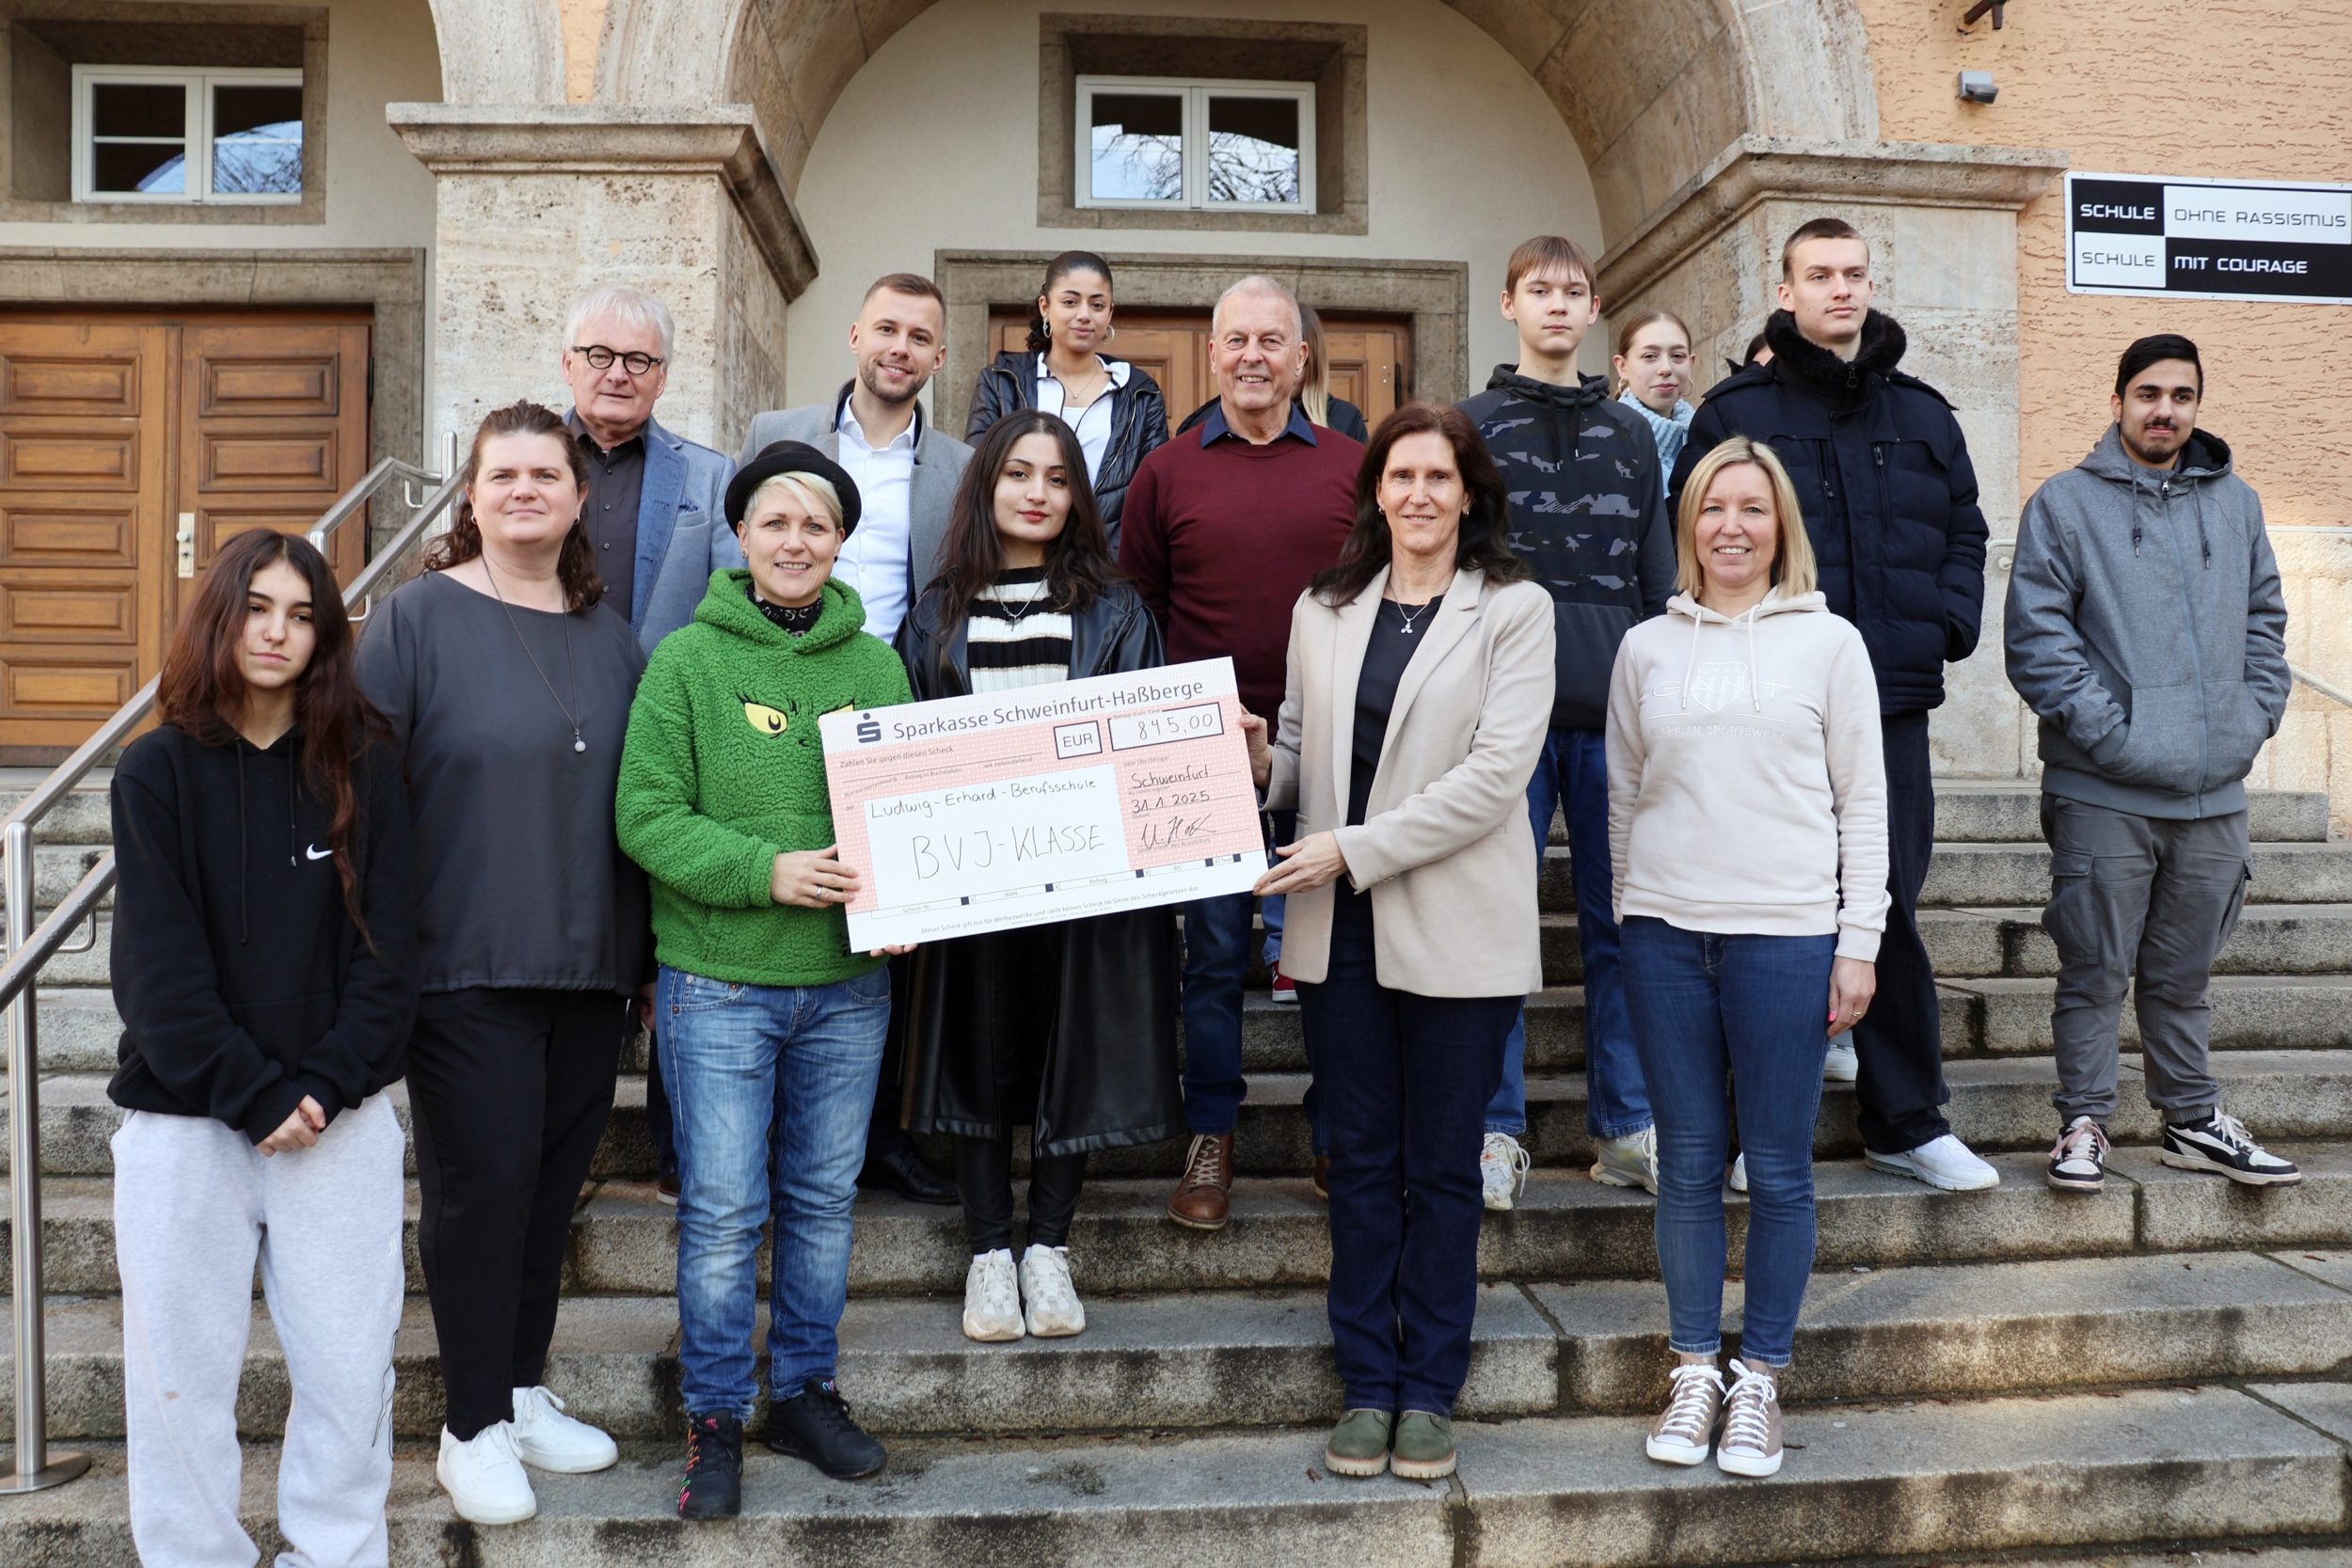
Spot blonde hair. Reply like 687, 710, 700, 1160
1673, 437, 1819, 599
744, 471, 844, 532
1610, 309, 1692, 398
1298, 304, 1330, 428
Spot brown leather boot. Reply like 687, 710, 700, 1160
1167, 1132, 1234, 1230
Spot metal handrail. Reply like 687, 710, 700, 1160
1, 434, 462, 1495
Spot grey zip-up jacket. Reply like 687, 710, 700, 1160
2005, 425, 2289, 819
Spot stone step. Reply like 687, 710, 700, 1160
1926, 781, 2331, 844
0, 777, 112, 844
14, 1250, 2352, 1444
1918, 840, 2352, 906
18, 1145, 2352, 1302
0, 841, 111, 911
3, 1384, 2342, 1568
18, 1051, 2352, 1180
1919, 903, 2352, 979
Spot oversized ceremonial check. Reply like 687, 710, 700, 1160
818, 657, 1267, 949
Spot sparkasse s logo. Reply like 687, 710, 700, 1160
855, 713, 882, 744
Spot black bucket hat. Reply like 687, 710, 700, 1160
725, 440, 863, 536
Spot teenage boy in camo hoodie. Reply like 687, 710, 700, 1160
2006, 332, 2297, 1195
1457, 234, 1673, 1212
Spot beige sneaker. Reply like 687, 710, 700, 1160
1018, 1243, 1086, 1338
1644, 1360, 1724, 1465
1590, 1124, 1659, 1194
961, 1248, 1025, 1342
1716, 1359, 1784, 1477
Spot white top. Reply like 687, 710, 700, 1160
833, 397, 920, 642
1033, 354, 1130, 483
1606, 586, 1891, 960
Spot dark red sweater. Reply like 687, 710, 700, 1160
1120, 420, 1361, 721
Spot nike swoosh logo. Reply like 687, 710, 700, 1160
305, 845, 332, 862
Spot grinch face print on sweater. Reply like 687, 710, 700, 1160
740, 691, 859, 751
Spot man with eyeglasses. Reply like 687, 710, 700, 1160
559, 284, 741, 655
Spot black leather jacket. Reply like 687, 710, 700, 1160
966, 351, 1168, 550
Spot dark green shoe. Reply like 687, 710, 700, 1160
1391, 1410, 1456, 1480
1324, 1408, 1392, 1478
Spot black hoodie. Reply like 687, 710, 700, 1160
107, 721, 416, 1142
1456, 367, 1673, 730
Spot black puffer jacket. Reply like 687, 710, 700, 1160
1674, 309, 1988, 715
967, 351, 1168, 551
890, 579, 1182, 1155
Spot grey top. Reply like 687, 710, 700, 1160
567, 410, 646, 618
357, 569, 651, 993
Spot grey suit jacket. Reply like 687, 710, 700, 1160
735, 384, 975, 606
623, 415, 742, 655
1263, 566, 1555, 997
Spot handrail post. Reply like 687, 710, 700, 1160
0, 821, 87, 1493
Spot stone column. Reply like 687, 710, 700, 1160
386, 104, 817, 457
1596, 136, 2066, 778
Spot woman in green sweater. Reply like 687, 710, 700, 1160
615, 440, 913, 1521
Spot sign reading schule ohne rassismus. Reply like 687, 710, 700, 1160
2067, 171, 2351, 306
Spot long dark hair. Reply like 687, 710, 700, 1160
1026, 250, 1114, 355
922, 410, 1118, 656
1313, 402, 1528, 607
157, 529, 384, 942
421, 400, 605, 613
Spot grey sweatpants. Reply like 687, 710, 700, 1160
112, 1093, 405, 1568
2041, 794, 2251, 1125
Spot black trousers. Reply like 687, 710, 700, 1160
866, 953, 915, 1159
407, 987, 629, 1438
1850, 711, 1954, 1151
954, 1136, 1087, 1253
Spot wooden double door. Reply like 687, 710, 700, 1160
0, 309, 370, 752
986, 310, 1410, 436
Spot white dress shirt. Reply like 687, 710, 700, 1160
1034, 354, 1129, 483
833, 395, 920, 641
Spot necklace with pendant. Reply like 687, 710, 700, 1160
1393, 598, 1434, 635
481, 557, 587, 752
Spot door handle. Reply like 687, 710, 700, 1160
176, 514, 196, 578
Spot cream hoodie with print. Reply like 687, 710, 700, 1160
1606, 585, 1891, 959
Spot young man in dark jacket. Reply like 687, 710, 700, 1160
1459, 234, 1673, 1210
2006, 333, 2297, 1193
1674, 216, 1997, 1193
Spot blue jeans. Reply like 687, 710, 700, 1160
1302, 894, 1518, 1415
660, 963, 891, 1417
1496, 726, 1648, 1140
1184, 812, 1322, 1147
1619, 917, 1833, 1368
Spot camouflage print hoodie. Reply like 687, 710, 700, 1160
1459, 366, 1674, 730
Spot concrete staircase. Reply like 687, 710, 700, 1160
6, 777, 2352, 1565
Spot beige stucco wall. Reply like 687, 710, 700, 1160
780, 0, 1605, 413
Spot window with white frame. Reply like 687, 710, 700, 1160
72, 66, 303, 204
1076, 76, 1313, 214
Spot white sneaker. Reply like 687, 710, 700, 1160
1019, 1243, 1087, 1338
1865, 1132, 2000, 1192
963, 1247, 1025, 1342
437, 1423, 537, 1524
1481, 1132, 1532, 1212
1727, 1153, 1748, 1194
1822, 1038, 1859, 1082
509, 1385, 618, 1473
1590, 1125, 1659, 1194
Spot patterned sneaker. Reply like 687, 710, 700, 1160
2162, 1110, 2302, 1186
2046, 1116, 2110, 1193
1644, 1361, 1724, 1466
1018, 1243, 1087, 1338
676, 1412, 743, 1520
1481, 1132, 1532, 1212
962, 1248, 1025, 1341
1590, 1124, 1659, 1194
1715, 1359, 1784, 1477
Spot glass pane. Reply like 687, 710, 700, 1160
212, 84, 302, 138
1206, 95, 1301, 206
90, 81, 187, 139
91, 140, 188, 195
1088, 91, 1184, 202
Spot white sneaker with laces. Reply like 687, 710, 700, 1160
2161, 1109, 2303, 1185
2046, 1116, 2111, 1192
1019, 1244, 1087, 1337
1727, 1153, 1748, 1194
1590, 1124, 1660, 1194
509, 1385, 618, 1473
1822, 1038, 1859, 1082
1481, 1132, 1532, 1212
437, 1422, 537, 1524
963, 1247, 1025, 1342
1643, 1360, 1724, 1465
1715, 1359, 1785, 1477
1865, 1132, 2000, 1192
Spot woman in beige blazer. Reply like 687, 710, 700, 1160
1241, 402, 1553, 1483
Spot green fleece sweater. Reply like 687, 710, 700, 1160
616, 569, 914, 988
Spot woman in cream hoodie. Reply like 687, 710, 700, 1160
1606, 435, 1888, 1481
